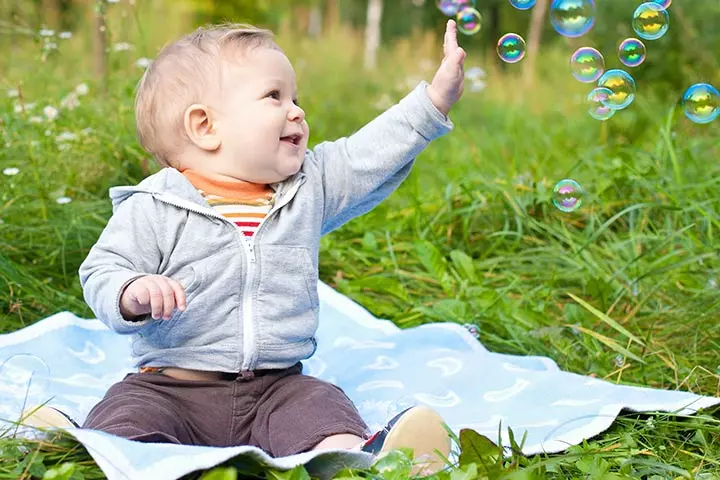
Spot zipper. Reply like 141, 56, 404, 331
150, 177, 305, 374
237, 178, 304, 373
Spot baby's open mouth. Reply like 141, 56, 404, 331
280, 134, 302, 145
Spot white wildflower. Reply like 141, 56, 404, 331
58, 31, 72, 39
29, 116, 43, 123
106, 0, 120, 3
7, 89, 19, 98
112, 42, 133, 52
372, 94, 393, 111
0, 218, 4, 224
55, 131, 77, 143
465, 66, 486, 80
75, 83, 89, 96
469, 80, 486, 93
44, 129, 52, 136
135, 57, 152, 69
58, 144, 70, 151
30, 141, 40, 147
60, 92, 80, 110
3, 167, 19, 176
14, 102, 36, 113
45, 42, 58, 50
56, 196, 72, 204
43, 105, 59, 121
81, 127, 94, 135
39, 29, 55, 37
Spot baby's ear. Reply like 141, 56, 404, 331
183, 104, 221, 151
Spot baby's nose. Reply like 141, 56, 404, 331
288, 105, 305, 122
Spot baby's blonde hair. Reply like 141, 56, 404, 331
135, 23, 281, 167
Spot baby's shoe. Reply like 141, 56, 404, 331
20, 405, 79, 429
361, 405, 450, 476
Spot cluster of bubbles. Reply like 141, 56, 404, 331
434, 0, 717, 214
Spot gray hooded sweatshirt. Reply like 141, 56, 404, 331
78, 81, 453, 374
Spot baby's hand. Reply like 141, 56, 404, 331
428, 20, 467, 117
119, 275, 186, 321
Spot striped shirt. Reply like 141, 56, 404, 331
181, 169, 275, 238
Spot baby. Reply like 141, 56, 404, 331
24, 20, 466, 474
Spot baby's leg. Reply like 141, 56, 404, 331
83, 372, 191, 444
311, 433, 365, 451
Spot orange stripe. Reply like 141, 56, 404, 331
222, 212, 267, 219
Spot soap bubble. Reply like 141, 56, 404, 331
586, 87, 616, 121
456, 7, 482, 35
682, 83, 720, 124
436, 0, 459, 16
552, 179, 584, 213
497, 33, 526, 63
632, 2, 669, 41
550, 0, 596, 38
653, 0, 671, 9
455, 0, 477, 8
0, 354, 52, 412
510, 0, 536, 10
618, 38, 646, 67
570, 47, 604, 83
597, 69, 636, 110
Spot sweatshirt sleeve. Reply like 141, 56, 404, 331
310, 81, 453, 235
78, 193, 163, 334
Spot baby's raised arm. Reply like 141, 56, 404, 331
308, 20, 465, 235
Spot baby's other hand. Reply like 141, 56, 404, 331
428, 19, 467, 117
119, 275, 187, 321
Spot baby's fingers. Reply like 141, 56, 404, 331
167, 277, 187, 313
444, 20, 459, 57
147, 277, 176, 320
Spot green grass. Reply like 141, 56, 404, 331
1, 1, 720, 479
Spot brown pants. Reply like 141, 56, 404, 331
82, 363, 369, 457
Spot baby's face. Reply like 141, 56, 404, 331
212, 47, 309, 184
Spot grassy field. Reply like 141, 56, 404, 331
1, 1, 719, 478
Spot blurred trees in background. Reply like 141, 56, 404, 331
2, 0, 718, 92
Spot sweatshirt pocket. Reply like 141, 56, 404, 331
256, 245, 319, 343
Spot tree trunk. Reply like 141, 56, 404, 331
522, 0, 549, 86
308, 4, 322, 38
92, 2, 108, 92
323, 0, 340, 35
364, 0, 383, 71
41, 0, 60, 29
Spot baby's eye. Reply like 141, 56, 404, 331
267, 90, 281, 100
293, 99, 300, 107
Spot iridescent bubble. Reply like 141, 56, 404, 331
456, 7, 482, 35
586, 87, 615, 121
497, 33, 526, 64
597, 69, 636, 110
552, 179, 584, 213
436, 0, 459, 16
510, 0, 536, 10
682, 83, 720, 124
618, 38, 646, 67
0, 354, 52, 411
550, 0, 596, 38
570, 47, 604, 83
653, 0, 671, 9
455, 0, 477, 8
632, 2, 670, 41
